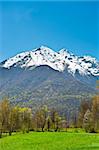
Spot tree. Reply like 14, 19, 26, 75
92, 95, 99, 132
46, 116, 52, 131
19, 107, 32, 133
50, 108, 57, 130
54, 112, 61, 132
71, 112, 78, 128
7, 107, 14, 136
34, 105, 48, 132
11, 106, 20, 132
83, 109, 93, 132
78, 101, 90, 128
34, 110, 42, 131
0, 98, 10, 137
50, 109, 62, 131
40, 105, 48, 132
60, 119, 67, 131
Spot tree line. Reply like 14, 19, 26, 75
0, 95, 99, 138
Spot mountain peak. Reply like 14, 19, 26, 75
40, 45, 52, 50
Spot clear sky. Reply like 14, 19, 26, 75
0, 1, 99, 62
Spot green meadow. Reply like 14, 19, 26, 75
0, 132, 99, 150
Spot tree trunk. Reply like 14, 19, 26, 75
9, 131, 12, 136
0, 129, 2, 138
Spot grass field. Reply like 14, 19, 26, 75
0, 132, 99, 150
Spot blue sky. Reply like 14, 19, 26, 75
0, 1, 99, 62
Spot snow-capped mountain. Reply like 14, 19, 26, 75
0, 46, 99, 114
1, 46, 99, 76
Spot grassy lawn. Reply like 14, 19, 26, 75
0, 132, 99, 150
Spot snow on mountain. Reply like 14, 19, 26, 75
1, 46, 99, 76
